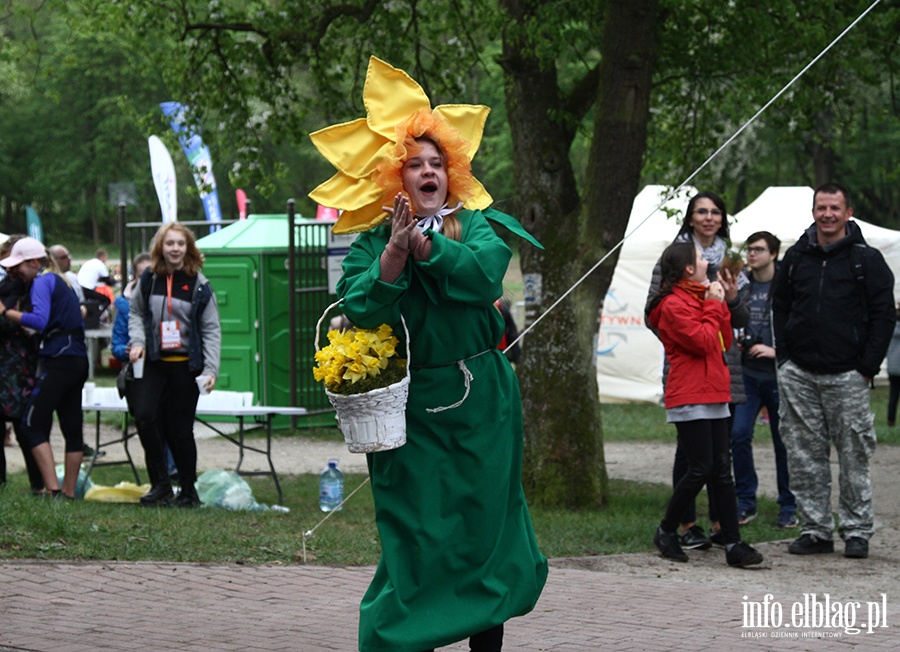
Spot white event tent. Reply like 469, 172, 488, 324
596, 185, 900, 404
595, 185, 693, 403
729, 186, 900, 301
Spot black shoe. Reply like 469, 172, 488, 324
680, 525, 712, 550
654, 527, 688, 562
726, 541, 764, 568
172, 489, 201, 508
844, 537, 869, 559
140, 484, 174, 507
788, 533, 834, 555
709, 529, 726, 549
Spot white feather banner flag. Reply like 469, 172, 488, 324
148, 135, 177, 222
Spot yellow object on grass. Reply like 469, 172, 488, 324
84, 482, 152, 503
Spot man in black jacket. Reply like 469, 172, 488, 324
773, 182, 895, 560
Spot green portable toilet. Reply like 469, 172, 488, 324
197, 214, 335, 414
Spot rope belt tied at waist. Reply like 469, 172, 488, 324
423, 348, 492, 413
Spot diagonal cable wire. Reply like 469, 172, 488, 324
300, 475, 371, 563
503, 0, 884, 354
309, 2, 884, 539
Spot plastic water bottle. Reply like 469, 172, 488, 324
319, 459, 344, 512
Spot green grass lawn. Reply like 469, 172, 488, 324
2, 384, 894, 565
0, 468, 789, 565
602, 384, 900, 446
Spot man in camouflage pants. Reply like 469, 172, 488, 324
772, 182, 895, 559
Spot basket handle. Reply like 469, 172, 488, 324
315, 299, 412, 369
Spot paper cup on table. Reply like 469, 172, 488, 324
196, 375, 210, 396
83, 382, 95, 405
132, 357, 145, 379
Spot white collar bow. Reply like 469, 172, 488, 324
417, 202, 463, 233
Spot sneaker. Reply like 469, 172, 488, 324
709, 529, 726, 549
654, 527, 688, 562
680, 525, 712, 550
788, 533, 834, 555
726, 542, 764, 568
82, 443, 96, 457
844, 537, 869, 559
738, 507, 758, 525
776, 512, 799, 528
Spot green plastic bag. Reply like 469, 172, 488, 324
54, 464, 94, 499
195, 469, 268, 511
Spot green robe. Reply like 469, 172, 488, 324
336, 209, 548, 652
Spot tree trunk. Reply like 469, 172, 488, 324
502, 0, 659, 509
808, 108, 836, 185
3, 197, 13, 233
584, 0, 659, 502
86, 184, 100, 243
585, 0, 660, 331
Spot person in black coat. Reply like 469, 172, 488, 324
773, 182, 895, 560
0, 235, 41, 491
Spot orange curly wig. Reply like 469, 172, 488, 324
372, 108, 477, 216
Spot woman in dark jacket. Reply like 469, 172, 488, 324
0, 235, 42, 491
1, 237, 88, 498
644, 191, 748, 549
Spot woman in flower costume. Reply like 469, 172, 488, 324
310, 57, 548, 652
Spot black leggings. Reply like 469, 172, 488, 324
672, 407, 734, 525
888, 376, 900, 423
0, 419, 43, 490
662, 418, 740, 545
23, 356, 88, 452
420, 624, 504, 652
129, 359, 200, 489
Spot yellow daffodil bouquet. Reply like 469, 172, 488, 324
313, 324, 407, 396
313, 314, 410, 453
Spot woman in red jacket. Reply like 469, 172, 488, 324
647, 241, 763, 568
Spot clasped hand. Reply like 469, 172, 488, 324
383, 193, 423, 251
706, 281, 725, 302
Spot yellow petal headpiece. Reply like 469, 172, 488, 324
308, 56, 492, 234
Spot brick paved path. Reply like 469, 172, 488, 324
1, 559, 896, 651
4, 437, 899, 651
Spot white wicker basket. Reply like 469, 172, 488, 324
315, 301, 410, 453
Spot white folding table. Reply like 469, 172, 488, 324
82, 388, 307, 504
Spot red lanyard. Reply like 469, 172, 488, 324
165, 274, 174, 316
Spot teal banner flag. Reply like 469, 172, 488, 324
25, 206, 43, 243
